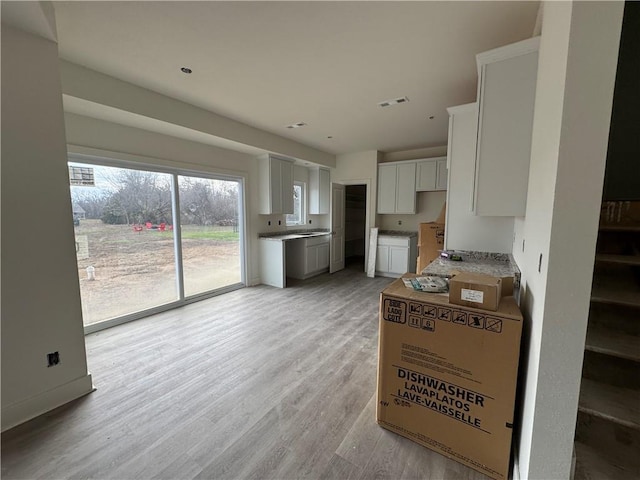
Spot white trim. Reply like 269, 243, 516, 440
1, 374, 95, 432
476, 36, 541, 72
446, 102, 477, 116
337, 179, 371, 272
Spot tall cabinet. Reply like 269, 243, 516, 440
474, 36, 540, 216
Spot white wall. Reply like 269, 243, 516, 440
1, 26, 93, 431
445, 103, 514, 253
60, 61, 336, 169
332, 150, 380, 265
513, 2, 623, 478
64, 112, 264, 286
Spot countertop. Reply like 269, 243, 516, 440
378, 230, 418, 238
421, 251, 521, 288
259, 229, 331, 241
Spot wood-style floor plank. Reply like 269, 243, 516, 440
2, 265, 491, 479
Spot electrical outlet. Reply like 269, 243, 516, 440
47, 351, 60, 367
268, 220, 271, 226
398, 220, 402, 225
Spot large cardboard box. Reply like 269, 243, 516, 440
377, 275, 523, 480
449, 272, 503, 311
416, 204, 446, 273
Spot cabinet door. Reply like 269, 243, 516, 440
309, 168, 330, 214
436, 159, 448, 191
269, 158, 282, 214
395, 163, 416, 214
475, 39, 538, 216
317, 243, 330, 270
377, 164, 397, 214
389, 246, 409, 274
376, 245, 389, 272
305, 245, 318, 274
280, 159, 294, 214
416, 160, 437, 191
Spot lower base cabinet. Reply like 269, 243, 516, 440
376, 235, 417, 278
286, 236, 330, 280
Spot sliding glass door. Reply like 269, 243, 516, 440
178, 175, 242, 297
69, 158, 244, 329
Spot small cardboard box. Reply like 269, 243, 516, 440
449, 272, 503, 311
377, 275, 523, 480
416, 204, 446, 273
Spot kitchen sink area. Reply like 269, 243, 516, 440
258, 229, 332, 287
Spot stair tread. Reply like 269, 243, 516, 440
596, 253, 640, 266
592, 281, 640, 308
586, 326, 640, 362
579, 378, 640, 429
574, 441, 640, 480
599, 224, 640, 233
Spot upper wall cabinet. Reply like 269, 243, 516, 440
377, 162, 416, 214
309, 167, 330, 215
416, 157, 448, 192
474, 36, 540, 217
258, 154, 294, 215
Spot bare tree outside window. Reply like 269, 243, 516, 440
286, 182, 305, 226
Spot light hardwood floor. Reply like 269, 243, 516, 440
1, 265, 490, 480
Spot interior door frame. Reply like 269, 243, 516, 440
337, 179, 372, 272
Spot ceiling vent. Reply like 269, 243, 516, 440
378, 96, 409, 108
286, 122, 307, 129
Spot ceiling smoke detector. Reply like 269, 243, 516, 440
286, 122, 307, 129
378, 96, 409, 108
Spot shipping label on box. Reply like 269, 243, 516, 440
377, 276, 522, 480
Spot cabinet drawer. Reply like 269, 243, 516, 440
378, 236, 410, 247
304, 235, 330, 247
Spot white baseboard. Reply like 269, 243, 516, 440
1, 374, 95, 432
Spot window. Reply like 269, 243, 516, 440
286, 182, 305, 226
68, 157, 245, 331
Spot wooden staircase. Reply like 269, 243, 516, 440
574, 205, 640, 479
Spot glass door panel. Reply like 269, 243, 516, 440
70, 162, 179, 325
178, 175, 242, 297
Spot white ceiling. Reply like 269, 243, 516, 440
52, 1, 539, 156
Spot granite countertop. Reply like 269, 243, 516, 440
378, 230, 418, 238
421, 251, 521, 287
259, 229, 331, 241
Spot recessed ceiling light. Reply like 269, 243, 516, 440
181, 67, 192, 74
286, 122, 307, 129
378, 96, 409, 108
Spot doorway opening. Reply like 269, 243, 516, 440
345, 184, 367, 270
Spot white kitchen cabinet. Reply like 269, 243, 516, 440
377, 161, 416, 214
416, 157, 448, 192
258, 154, 294, 214
375, 235, 417, 278
309, 167, 330, 214
286, 235, 330, 280
474, 37, 540, 216
444, 103, 515, 254
436, 158, 448, 191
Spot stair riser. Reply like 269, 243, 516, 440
589, 303, 640, 336
582, 351, 640, 390
575, 411, 640, 471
